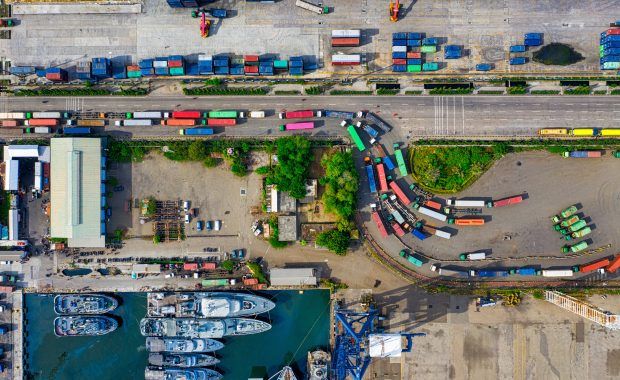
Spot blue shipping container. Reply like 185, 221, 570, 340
139, 59, 154, 69
10, 66, 36, 75
509, 57, 527, 65
407, 32, 423, 39
214, 66, 229, 75
392, 52, 407, 59
383, 156, 395, 171
603, 35, 620, 42
392, 32, 407, 40
406, 39, 421, 47
445, 45, 461, 51
516, 268, 537, 276
76, 72, 92, 80
524, 39, 542, 47
475, 63, 492, 71
604, 48, 620, 55
141, 68, 155, 76
289, 67, 304, 76
213, 59, 229, 67
186, 64, 201, 76
230, 66, 244, 75
290, 60, 303, 68
604, 41, 620, 48
392, 39, 407, 46
154, 67, 169, 75
407, 59, 422, 65
46, 67, 61, 74
168, 55, 183, 61
304, 63, 318, 71
510, 45, 526, 52
36, 69, 46, 77
524, 33, 543, 40
422, 37, 438, 46
392, 65, 406, 72
412, 229, 428, 241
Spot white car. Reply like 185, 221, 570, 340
214, 220, 221, 231
184, 214, 190, 224
183, 201, 190, 212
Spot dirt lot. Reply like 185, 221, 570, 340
106, 153, 263, 258
398, 150, 620, 265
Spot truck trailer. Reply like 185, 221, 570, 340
180, 128, 214, 136
295, 0, 329, 14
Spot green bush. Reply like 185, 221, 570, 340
221, 260, 235, 272
246, 262, 268, 284
320, 278, 349, 293
274, 90, 300, 95
254, 165, 271, 175
183, 87, 268, 96
477, 90, 505, 95
320, 151, 358, 221
188, 140, 209, 161
564, 86, 591, 95
316, 229, 350, 255
404, 90, 423, 95
203, 156, 219, 167
15, 88, 111, 96
231, 161, 248, 177
204, 78, 222, 86
268, 219, 288, 248
611, 89, 620, 95
507, 86, 527, 95
330, 90, 373, 95
305, 86, 325, 95
118, 88, 149, 96
532, 289, 545, 300
530, 90, 560, 95
376, 88, 399, 95
429, 87, 473, 95
267, 136, 312, 199
594, 90, 608, 95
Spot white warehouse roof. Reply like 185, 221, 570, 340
269, 268, 317, 286
4, 160, 19, 191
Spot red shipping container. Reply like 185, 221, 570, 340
493, 195, 523, 207
581, 259, 610, 273
127, 65, 140, 71
46, 73, 63, 81
607, 28, 620, 36
0, 120, 18, 127
244, 66, 259, 73
332, 61, 361, 66
607, 256, 620, 273
244, 55, 259, 62
243, 278, 259, 285
162, 119, 196, 126
425, 200, 441, 210
371, 211, 388, 238
183, 263, 199, 271
284, 110, 314, 118
407, 52, 422, 59
27, 119, 58, 126
393, 59, 407, 65
331, 38, 360, 47
168, 60, 183, 67
207, 118, 236, 126
201, 262, 216, 270
172, 111, 201, 119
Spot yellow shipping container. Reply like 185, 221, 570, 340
538, 128, 568, 136
570, 128, 595, 136
600, 129, 620, 137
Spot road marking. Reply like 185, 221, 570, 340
532, 110, 541, 113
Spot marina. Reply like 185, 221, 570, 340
24, 290, 329, 379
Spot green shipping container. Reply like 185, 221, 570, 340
422, 62, 439, 71
274, 60, 288, 69
127, 71, 142, 78
169, 67, 185, 76
232, 58, 245, 65
421, 45, 437, 53
202, 279, 229, 287
208, 110, 238, 118
407, 65, 422, 72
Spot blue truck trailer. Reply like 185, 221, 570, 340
509, 57, 527, 65
411, 229, 429, 241
180, 128, 214, 136
324, 110, 356, 119
470, 270, 509, 277
475, 63, 493, 71
365, 164, 377, 194
63, 127, 91, 135
362, 124, 379, 139
364, 112, 391, 133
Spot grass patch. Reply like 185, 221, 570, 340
274, 90, 300, 95
429, 87, 473, 95
376, 88, 399, 95
330, 90, 373, 95
183, 86, 268, 96
530, 90, 560, 95
15, 88, 111, 96
404, 90, 423, 95
611, 89, 620, 95
305, 86, 325, 95
507, 86, 527, 95
594, 90, 608, 95
477, 90, 504, 95
410, 143, 510, 193
532, 43, 585, 66
564, 86, 591, 95
246, 262, 268, 284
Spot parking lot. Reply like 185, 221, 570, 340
1, 0, 615, 75
105, 152, 263, 260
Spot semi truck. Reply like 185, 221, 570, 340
179, 128, 214, 136
555, 215, 580, 229
447, 217, 484, 226
563, 151, 602, 158
32, 112, 69, 119
446, 199, 485, 208
76, 119, 106, 127
347, 125, 366, 151
551, 205, 578, 224
63, 127, 91, 135
162, 119, 196, 126
470, 270, 509, 278
373, 144, 396, 170
363, 112, 391, 133
278, 110, 318, 119
279, 122, 315, 131
389, 181, 411, 205
172, 111, 201, 119
577, 258, 610, 273
420, 224, 452, 239
416, 206, 447, 222
565, 226, 591, 240
393, 144, 408, 176
510, 268, 537, 276
207, 110, 243, 118
376, 163, 388, 192
391, 210, 405, 224
127, 111, 168, 119
324, 110, 356, 119
540, 269, 574, 277
391, 222, 405, 237
459, 252, 486, 260
249, 111, 266, 118
399, 250, 423, 267
115, 119, 153, 127
0, 112, 29, 119
360, 123, 379, 143
295, 0, 329, 14
371, 211, 388, 238
606, 255, 620, 273
24, 119, 58, 126
411, 228, 428, 240
364, 159, 377, 194
430, 265, 469, 277
487, 195, 523, 208
562, 241, 588, 253
23, 127, 51, 134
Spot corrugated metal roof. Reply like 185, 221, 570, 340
269, 268, 317, 286
4, 160, 19, 191
4, 145, 40, 158
8, 209, 18, 241
50, 138, 105, 248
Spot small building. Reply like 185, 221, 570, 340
270, 186, 279, 213
279, 191, 297, 213
269, 268, 317, 286
278, 215, 298, 241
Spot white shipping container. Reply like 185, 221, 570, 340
417, 206, 447, 222
34, 127, 51, 134
249, 111, 265, 118
466, 252, 486, 260
392, 46, 407, 53
34, 174, 43, 191
132, 112, 163, 119
434, 229, 451, 239
0, 113, 26, 119
295, 0, 325, 14
34, 162, 42, 176
122, 119, 153, 127
153, 61, 168, 68
198, 55, 213, 61
541, 269, 574, 278
32, 112, 61, 119
331, 29, 361, 38
391, 210, 405, 224
454, 200, 486, 207
332, 54, 361, 63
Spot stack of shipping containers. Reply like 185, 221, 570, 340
392, 32, 438, 73
154, 57, 169, 76
244, 55, 259, 76
331, 30, 360, 47
45, 67, 67, 82
75, 61, 91, 80
9, 66, 35, 76
168, 55, 185, 76
198, 55, 214, 75
91, 58, 111, 79
601, 27, 620, 70
139, 59, 154, 76
214, 55, 230, 75
289, 56, 304, 75
166, 0, 196, 7
126, 65, 141, 79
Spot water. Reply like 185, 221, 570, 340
25, 290, 330, 380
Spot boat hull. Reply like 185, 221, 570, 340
54, 294, 118, 315
145, 338, 224, 353
140, 317, 272, 338
54, 316, 118, 337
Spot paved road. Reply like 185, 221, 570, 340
2, 95, 620, 140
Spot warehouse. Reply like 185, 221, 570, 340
269, 268, 317, 286
50, 138, 106, 248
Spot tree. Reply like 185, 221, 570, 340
231, 162, 247, 177
153, 234, 161, 245
203, 156, 219, 168
268, 137, 312, 199
221, 260, 235, 272
316, 229, 350, 255
320, 151, 359, 221
188, 140, 208, 161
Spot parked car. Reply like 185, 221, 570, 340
196, 221, 203, 231
206, 221, 213, 231
214, 220, 221, 231
183, 201, 190, 212
184, 214, 190, 224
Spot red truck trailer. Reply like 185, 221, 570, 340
172, 111, 201, 119
489, 195, 523, 208
389, 181, 411, 205
371, 211, 388, 238
207, 118, 237, 126
580, 259, 611, 273
278, 110, 316, 119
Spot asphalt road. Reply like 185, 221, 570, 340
2, 95, 620, 140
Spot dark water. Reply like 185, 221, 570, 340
532, 43, 584, 66
25, 290, 330, 380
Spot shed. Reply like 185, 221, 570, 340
269, 268, 317, 286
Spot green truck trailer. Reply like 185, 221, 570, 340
562, 241, 588, 253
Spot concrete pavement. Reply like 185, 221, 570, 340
3, 95, 620, 140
